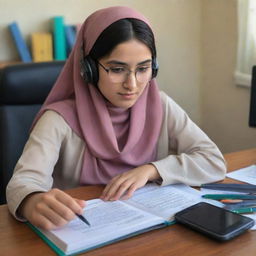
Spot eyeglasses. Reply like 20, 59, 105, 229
98, 61, 152, 83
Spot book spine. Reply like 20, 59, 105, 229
44, 33, 53, 61
8, 22, 32, 62
31, 33, 53, 62
65, 25, 76, 55
52, 16, 67, 60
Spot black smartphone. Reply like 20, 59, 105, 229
174, 202, 254, 241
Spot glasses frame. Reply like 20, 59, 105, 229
97, 61, 152, 83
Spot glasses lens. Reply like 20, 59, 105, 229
108, 67, 152, 83
108, 71, 125, 83
136, 68, 152, 83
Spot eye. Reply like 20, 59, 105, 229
109, 67, 126, 74
136, 66, 150, 73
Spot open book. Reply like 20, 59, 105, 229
27, 184, 206, 256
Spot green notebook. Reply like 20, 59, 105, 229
27, 184, 204, 255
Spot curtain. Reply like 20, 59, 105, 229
235, 0, 256, 87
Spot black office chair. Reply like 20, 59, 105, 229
0, 61, 65, 204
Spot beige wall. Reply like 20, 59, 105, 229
0, 0, 202, 125
1, 0, 255, 153
201, 0, 256, 153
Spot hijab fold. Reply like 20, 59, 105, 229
33, 6, 163, 184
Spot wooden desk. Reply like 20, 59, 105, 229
1, 149, 256, 256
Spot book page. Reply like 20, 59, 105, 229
125, 183, 203, 220
40, 199, 165, 254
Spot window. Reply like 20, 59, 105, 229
235, 0, 256, 87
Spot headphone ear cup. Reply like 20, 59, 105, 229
80, 56, 98, 86
152, 58, 159, 78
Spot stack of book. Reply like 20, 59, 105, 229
8, 16, 80, 63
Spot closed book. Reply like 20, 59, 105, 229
31, 33, 53, 62
52, 16, 67, 60
8, 22, 32, 62
65, 25, 76, 55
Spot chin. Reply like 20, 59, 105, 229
117, 101, 136, 109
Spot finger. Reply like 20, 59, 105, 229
34, 214, 58, 230
102, 179, 126, 201
101, 177, 121, 200
111, 181, 134, 201
101, 176, 120, 198
121, 184, 138, 200
35, 201, 69, 228
44, 195, 77, 222
75, 199, 86, 208
53, 189, 84, 214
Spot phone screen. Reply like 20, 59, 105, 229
175, 202, 254, 240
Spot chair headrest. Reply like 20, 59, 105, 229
0, 61, 65, 104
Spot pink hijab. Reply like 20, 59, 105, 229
34, 6, 163, 184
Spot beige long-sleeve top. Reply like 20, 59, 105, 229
6, 91, 226, 219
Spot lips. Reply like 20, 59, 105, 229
119, 93, 135, 96
119, 92, 137, 96
118, 92, 136, 99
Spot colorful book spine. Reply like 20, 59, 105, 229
52, 16, 67, 60
8, 22, 32, 62
65, 25, 76, 55
31, 33, 53, 62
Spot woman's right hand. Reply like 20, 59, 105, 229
19, 188, 86, 230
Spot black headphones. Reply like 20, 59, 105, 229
80, 54, 159, 86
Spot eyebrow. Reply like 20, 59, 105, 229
105, 59, 152, 66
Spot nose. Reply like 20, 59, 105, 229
123, 72, 137, 90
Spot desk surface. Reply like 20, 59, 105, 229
1, 148, 256, 256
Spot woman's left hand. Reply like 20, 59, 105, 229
100, 164, 160, 201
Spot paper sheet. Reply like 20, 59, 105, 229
226, 165, 256, 185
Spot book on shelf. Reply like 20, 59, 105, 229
31, 33, 53, 62
65, 25, 76, 56
27, 183, 208, 256
8, 22, 32, 63
52, 16, 67, 60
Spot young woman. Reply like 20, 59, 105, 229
6, 6, 226, 230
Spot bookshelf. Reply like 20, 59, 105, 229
5, 17, 77, 64
0, 61, 20, 69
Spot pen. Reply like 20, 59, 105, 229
201, 183, 256, 193
225, 200, 256, 208
202, 194, 256, 200
76, 214, 91, 227
232, 207, 256, 214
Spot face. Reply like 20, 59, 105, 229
97, 39, 152, 109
